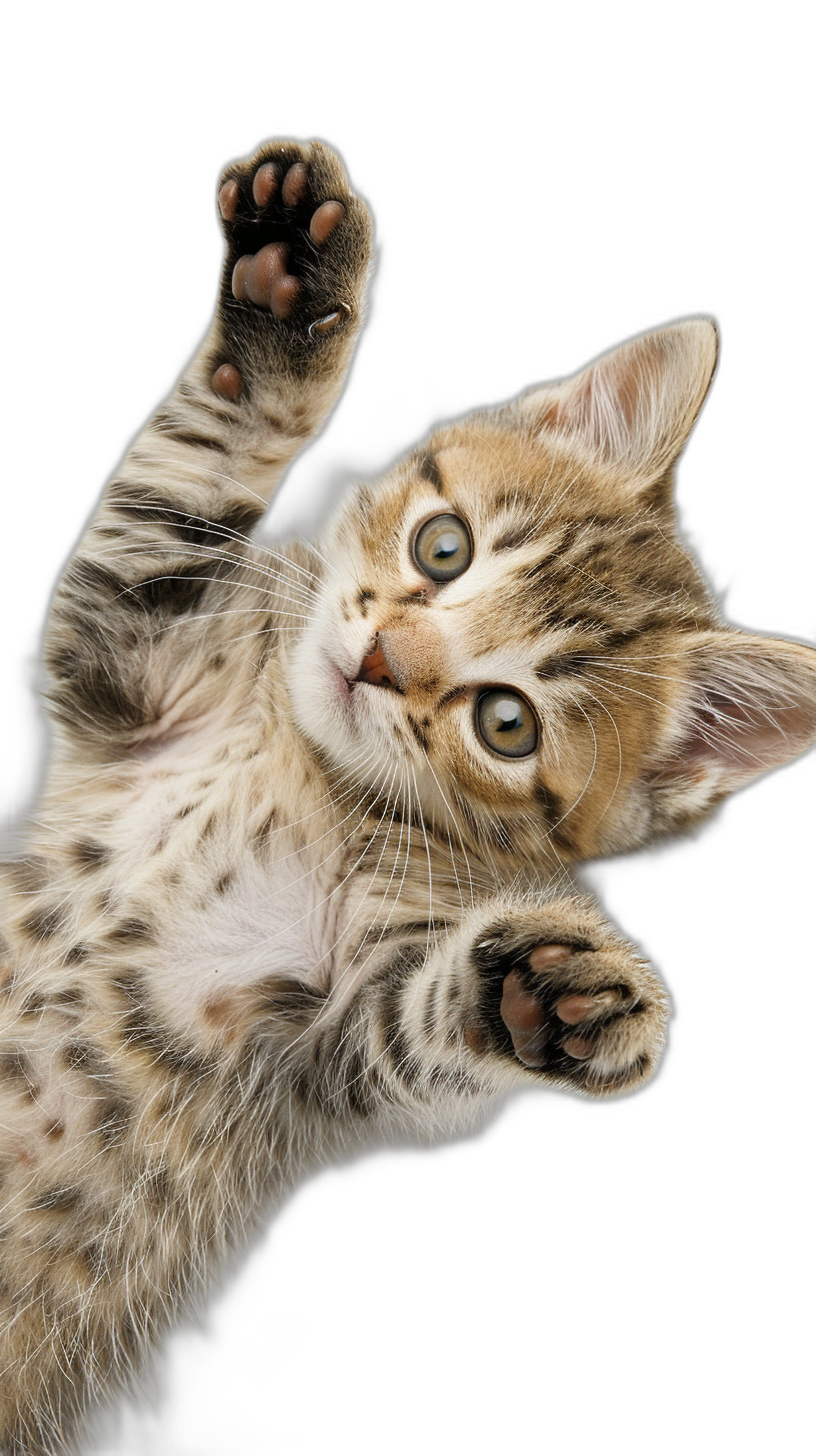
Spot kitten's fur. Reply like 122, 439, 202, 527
1, 138, 815, 1454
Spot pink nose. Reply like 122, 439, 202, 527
357, 637, 397, 688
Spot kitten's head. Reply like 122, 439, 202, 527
290, 320, 816, 867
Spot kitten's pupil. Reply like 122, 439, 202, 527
413, 514, 472, 582
476, 690, 538, 758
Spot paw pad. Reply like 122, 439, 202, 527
219, 146, 356, 331
496, 939, 659, 1090
232, 243, 301, 318
211, 363, 243, 400
252, 162, 279, 208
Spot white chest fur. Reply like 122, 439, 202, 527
102, 726, 356, 1042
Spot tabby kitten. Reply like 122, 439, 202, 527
1, 137, 815, 1455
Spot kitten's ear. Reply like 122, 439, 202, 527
523, 319, 718, 491
653, 632, 816, 813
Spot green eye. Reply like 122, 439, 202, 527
413, 514, 472, 582
476, 690, 538, 758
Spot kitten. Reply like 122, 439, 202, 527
1, 137, 814, 1455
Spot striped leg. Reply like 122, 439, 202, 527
44, 138, 372, 752
307, 896, 669, 1127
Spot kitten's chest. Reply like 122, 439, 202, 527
110, 738, 357, 1037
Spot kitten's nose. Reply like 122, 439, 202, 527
357, 636, 398, 689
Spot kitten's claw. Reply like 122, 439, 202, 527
308, 304, 351, 339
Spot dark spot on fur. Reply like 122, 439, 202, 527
406, 713, 429, 750
46, 632, 144, 736
32, 1186, 81, 1214
22, 906, 66, 940
19, 993, 47, 1017
252, 810, 276, 850
110, 487, 263, 549
95, 1096, 132, 1150
65, 944, 90, 966
0, 1049, 32, 1086
64, 1041, 105, 1074
416, 450, 444, 494
72, 840, 111, 871
536, 653, 585, 679
577, 540, 610, 565
251, 976, 326, 1030
534, 782, 564, 823
52, 985, 85, 1006
109, 918, 154, 945
150, 415, 227, 453
494, 524, 530, 551
131, 566, 217, 615
215, 871, 234, 895
260, 408, 288, 433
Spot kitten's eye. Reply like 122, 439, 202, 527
413, 514, 472, 582
476, 690, 538, 758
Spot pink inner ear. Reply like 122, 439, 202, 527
685, 689, 786, 772
678, 680, 816, 780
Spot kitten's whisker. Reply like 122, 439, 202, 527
254, 757, 400, 952
579, 686, 624, 829
417, 748, 473, 911
149, 609, 316, 640
97, 540, 318, 610
252, 753, 385, 874
305, 768, 411, 1053
278, 762, 406, 1054
581, 670, 670, 715
137, 455, 271, 518
409, 763, 435, 967
112, 474, 327, 588
551, 701, 598, 832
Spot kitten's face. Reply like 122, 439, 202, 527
290, 322, 816, 867
290, 421, 715, 864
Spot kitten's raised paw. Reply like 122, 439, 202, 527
498, 940, 666, 1093
468, 914, 668, 1095
216, 139, 371, 333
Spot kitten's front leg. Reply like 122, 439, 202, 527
334, 897, 668, 1124
45, 139, 372, 751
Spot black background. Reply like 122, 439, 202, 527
4, 76, 810, 1456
